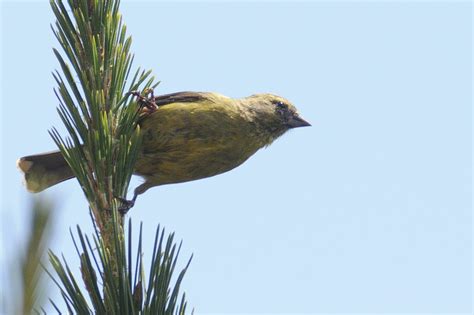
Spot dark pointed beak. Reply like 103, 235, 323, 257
287, 115, 311, 128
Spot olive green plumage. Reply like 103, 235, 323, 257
17, 91, 310, 200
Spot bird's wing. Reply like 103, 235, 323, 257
153, 91, 208, 106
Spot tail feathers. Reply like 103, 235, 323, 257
17, 150, 75, 193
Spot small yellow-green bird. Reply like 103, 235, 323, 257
18, 92, 310, 204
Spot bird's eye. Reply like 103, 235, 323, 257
273, 100, 287, 109
273, 100, 291, 122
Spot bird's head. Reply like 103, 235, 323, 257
242, 93, 310, 143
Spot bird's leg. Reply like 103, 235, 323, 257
115, 182, 153, 215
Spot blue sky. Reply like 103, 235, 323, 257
1, 1, 472, 313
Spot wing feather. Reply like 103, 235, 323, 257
153, 91, 208, 106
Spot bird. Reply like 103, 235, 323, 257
17, 91, 310, 206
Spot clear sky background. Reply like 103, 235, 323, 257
1, 1, 472, 314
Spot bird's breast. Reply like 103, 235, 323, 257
134, 101, 263, 185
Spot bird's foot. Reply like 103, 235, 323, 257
127, 89, 158, 114
115, 195, 137, 215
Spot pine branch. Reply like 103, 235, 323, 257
49, 0, 156, 229
45, 0, 192, 313
47, 221, 191, 314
